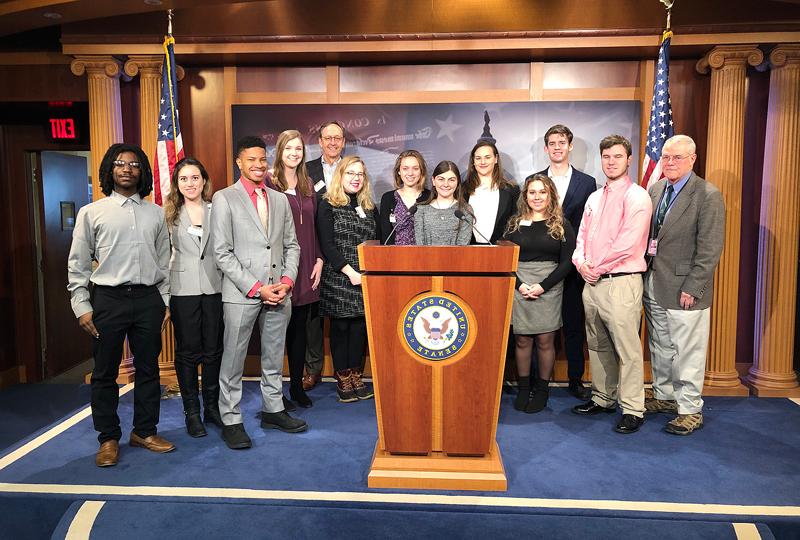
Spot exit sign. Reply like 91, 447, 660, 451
49, 117, 78, 140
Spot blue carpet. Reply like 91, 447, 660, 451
0, 383, 91, 453
49, 499, 777, 540
1, 382, 798, 507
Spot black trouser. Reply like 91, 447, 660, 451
90, 285, 165, 443
562, 269, 587, 382
286, 302, 316, 390
329, 316, 367, 372
170, 293, 224, 413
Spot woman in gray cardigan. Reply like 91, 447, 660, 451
164, 157, 224, 438
414, 161, 474, 246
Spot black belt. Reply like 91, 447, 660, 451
597, 271, 641, 280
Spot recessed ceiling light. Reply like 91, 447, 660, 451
43, 12, 62, 19
143, 0, 163, 5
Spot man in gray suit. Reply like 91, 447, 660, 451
211, 136, 304, 449
643, 134, 725, 436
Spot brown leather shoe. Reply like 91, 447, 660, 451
129, 432, 176, 453
302, 372, 321, 391
96, 440, 119, 467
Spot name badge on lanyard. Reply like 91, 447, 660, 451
314, 180, 325, 192
647, 238, 658, 256
187, 225, 203, 238
356, 206, 367, 219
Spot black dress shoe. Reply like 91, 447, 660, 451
222, 423, 252, 449
614, 414, 645, 434
572, 400, 617, 415
290, 387, 313, 408
261, 410, 308, 433
282, 395, 297, 412
185, 412, 207, 438
567, 380, 592, 401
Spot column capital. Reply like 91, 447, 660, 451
696, 45, 764, 74
123, 55, 185, 81
769, 44, 800, 68
70, 55, 123, 78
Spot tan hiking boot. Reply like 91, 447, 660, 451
665, 413, 704, 435
645, 397, 678, 415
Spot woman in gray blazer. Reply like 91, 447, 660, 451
164, 157, 224, 437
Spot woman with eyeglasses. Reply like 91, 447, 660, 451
414, 161, 474, 246
379, 150, 430, 245
463, 142, 520, 244
317, 156, 378, 403
164, 157, 224, 437
265, 130, 323, 409
503, 174, 576, 414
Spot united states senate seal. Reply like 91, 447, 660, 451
400, 293, 472, 362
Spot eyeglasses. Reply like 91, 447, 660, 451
344, 171, 365, 179
660, 154, 690, 163
321, 136, 344, 143
113, 160, 141, 169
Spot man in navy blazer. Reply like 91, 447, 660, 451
303, 120, 346, 390
532, 124, 598, 399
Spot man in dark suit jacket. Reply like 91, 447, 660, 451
532, 124, 598, 399
303, 120, 346, 390
643, 134, 725, 436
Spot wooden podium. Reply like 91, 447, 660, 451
359, 241, 518, 491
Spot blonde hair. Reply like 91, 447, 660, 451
324, 155, 375, 210
506, 174, 565, 241
164, 157, 212, 227
271, 129, 311, 197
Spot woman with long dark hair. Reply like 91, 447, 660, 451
463, 142, 520, 244
266, 129, 323, 408
317, 156, 379, 403
414, 161, 474, 246
504, 174, 575, 413
164, 157, 224, 437
379, 150, 430, 245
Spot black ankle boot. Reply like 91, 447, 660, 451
290, 385, 313, 408
514, 379, 531, 411
185, 411, 207, 437
525, 378, 550, 414
201, 360, 223, 427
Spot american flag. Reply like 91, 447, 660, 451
641, 31, 674, 189
153, 35, 184, 206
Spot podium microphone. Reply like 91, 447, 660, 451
454, 209, 493, 245
383, 204, 418, 245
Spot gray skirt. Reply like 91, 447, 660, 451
512, 261, 563, 335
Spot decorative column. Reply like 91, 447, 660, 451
747, 45, 800, 397
696, 45, 763, 396
125, 55, 177, 387
71, 55, 135, 384
70, 56, 124, 203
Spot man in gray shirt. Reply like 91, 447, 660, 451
68, 143, 174, 467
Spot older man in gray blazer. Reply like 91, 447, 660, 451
211, 135, 303, 450
643, 134, 725, 436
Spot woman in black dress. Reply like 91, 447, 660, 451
317, 156, 379, 402
504, 174, 575, 413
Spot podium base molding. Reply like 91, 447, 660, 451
367, 440, 507, 491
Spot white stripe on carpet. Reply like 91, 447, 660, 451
0, 384, 134, 471
0, 482, 798, 518
732, 522, 761, 540
65, 500, 105, 540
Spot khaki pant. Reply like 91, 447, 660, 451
583, 273, 645, 416
643, 273, 710, 415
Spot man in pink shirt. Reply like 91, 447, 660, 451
571, 134, 652, 434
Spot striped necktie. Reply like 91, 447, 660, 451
655, 184, 674, 234
255, 188, 269, 235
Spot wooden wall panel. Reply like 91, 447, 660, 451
237, 66, 326, 93
542, 61, 640, 89
179, 67, 228, 192
339, 64, 530, 92
668, 59, 711, 176
0, 65, 87, 102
